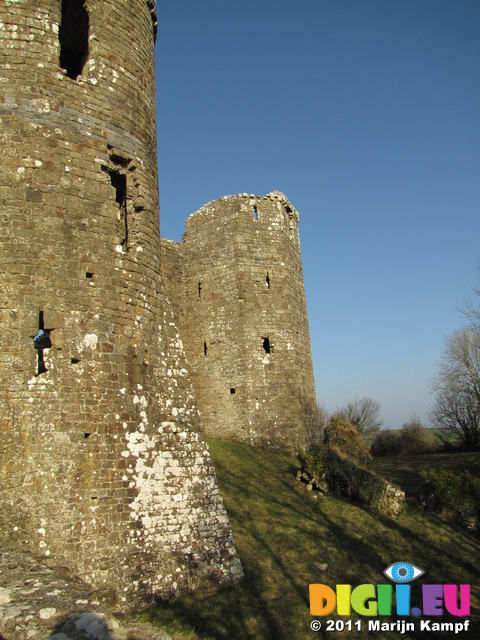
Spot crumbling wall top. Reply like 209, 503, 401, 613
185, 191, 300, 225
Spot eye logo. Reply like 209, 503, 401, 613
384, 562, 424, 583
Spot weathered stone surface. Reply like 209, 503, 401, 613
378, 485, 406, 517
0, 550, 172, 639
0, 0, 241, 608
51, 613, 172, 640
161, 191, 317, 451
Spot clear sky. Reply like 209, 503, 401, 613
154, 0, 480, 429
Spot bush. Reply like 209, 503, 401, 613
302, 443, 402, 514
419, 469, 480, 532
323, 417, 372, 467
370, 422, 439, 457
370, 431, 401, 457
400, 420, 439, 455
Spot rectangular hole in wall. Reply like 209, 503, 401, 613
230, 387, 236, 395
102, 166, 128, 248
204, 341, 208, 356
262, 337, 271, 354
253, 205, 258, 221
59, 0, 89, 80
266, 272, 270, 289
85, 272, 93, 279
33, 311, 52, 375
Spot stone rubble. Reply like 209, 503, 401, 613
0, 552, 171, 640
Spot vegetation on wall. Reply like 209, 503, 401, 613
302, 443, 387, 509
300, 417, 403, 515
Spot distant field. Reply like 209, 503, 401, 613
372, 450, 480, 505
361, 427, 450, 451
141, 441, 480, 640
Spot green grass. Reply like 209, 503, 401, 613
140, 441, 480, 640
372, 451, 480, 505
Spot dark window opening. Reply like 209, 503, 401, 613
262, 337, 270, 354
59, 0, 89, 80
33, 311, 52, 375
198, 281, 202, 298
71, 358, 81, 364
84, 432, 91, 439
103, 167, 128, 248
204, 341, 208, 356
285, 204, 292, 214
86, 272, 93, 279
230, 387, 236, 395
266, 272, 270, 289
254, 205, 258, 221
110, 171, 126, 207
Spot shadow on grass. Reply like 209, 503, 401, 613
146, 441, 480, 640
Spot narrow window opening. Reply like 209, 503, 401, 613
86, 272, 93, 279
198, 281, 202, 298
33, 311, 52, 375
71, 358, 81, 364
84, 433, 91, 439
266, 272, 270, 289
262, 337, 270, 354
204, 341, 208, 356
253, 205, 258, 221
230, 387, 236, 395
59, 0, 89, 80
285, 204, 293, 214
103, 167, 128, 248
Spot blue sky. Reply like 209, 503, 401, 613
154, 1, 480, 429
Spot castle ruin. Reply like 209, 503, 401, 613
0, 0, 242, 605
0, 0, 316, 606
161, 192, 317, 451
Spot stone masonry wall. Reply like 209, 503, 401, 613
0, 0, 242, 608
161, 192, 317, 451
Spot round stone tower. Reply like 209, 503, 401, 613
164, 192, 317, 451
0, 0, 242, 604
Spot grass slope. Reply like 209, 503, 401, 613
142, 441, 480, 640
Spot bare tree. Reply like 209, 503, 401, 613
430, 327, 480, 449
458, 262, 480, 330
306, 403, 329, 445
400, 414, 438, 453
334, 397, 383, 433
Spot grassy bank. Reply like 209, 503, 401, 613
141, 441, 480, 639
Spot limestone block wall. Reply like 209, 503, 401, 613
162, 192, 317, 451
0, 0, 242, 606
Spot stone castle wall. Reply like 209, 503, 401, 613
0, 0, 242, 606
161, 191, 317, 451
